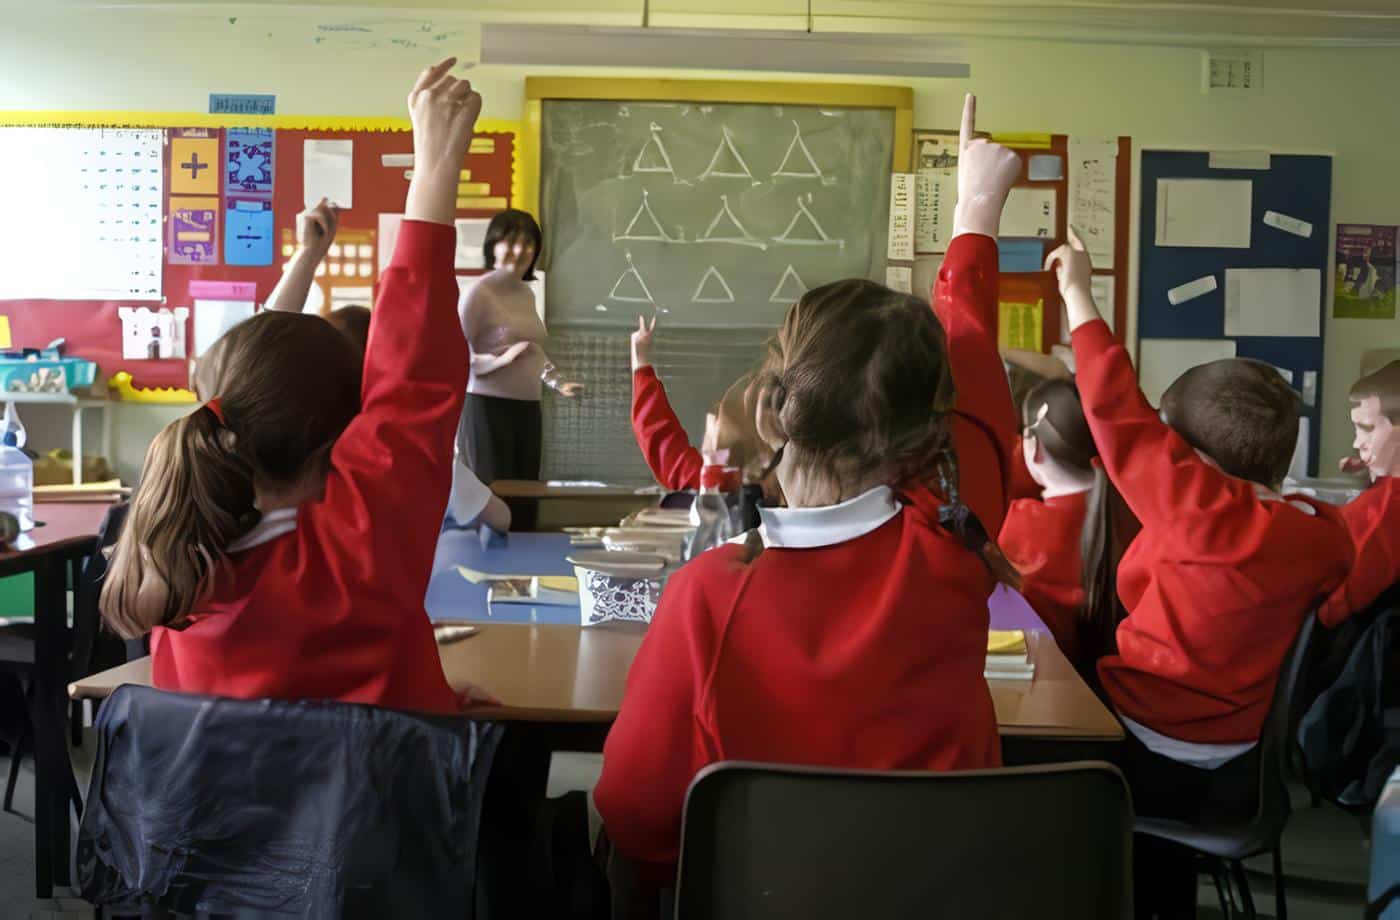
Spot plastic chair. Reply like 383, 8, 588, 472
1134, 612, 1321, 920
674, 760, 1132, 920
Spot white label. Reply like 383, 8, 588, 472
1167, 275, 1219, 306
1263, 210, 1313, 238
887, 173, 916, 262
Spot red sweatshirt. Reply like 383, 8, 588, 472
1072, 320, 1352, 744
1320, 477, 1400, 627
151, 220, 462, 714
999, 492, 1088, 667
631, 366, 701, 491
594, 233, 1013, 870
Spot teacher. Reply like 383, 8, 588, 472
458, 209, 582, 491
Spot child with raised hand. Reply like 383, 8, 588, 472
1321, 360, 1400, 625
266, 198, 371, 352
1048, 227, 1352, 913
594, 95, 1022, 876
102, 58, 497, 711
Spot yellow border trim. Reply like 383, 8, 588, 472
0, 113, 526, 209
522, 77, 914, 216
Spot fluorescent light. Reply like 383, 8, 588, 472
481, 24, 968, 78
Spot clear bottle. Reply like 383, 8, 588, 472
685, 462, 742, 561
0, 402, 33, 532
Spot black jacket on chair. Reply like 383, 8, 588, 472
77, 684, 502, 919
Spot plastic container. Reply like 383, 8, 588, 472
0, 357, 98, 394
685, 463, 742, 561
0, 403, 34, 532
567, 550, 669, 626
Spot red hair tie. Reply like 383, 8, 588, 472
205, 396, 227, 427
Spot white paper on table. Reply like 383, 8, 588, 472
999, 187, 1056, 239
459, 271, 546, 325
193, 299, 256, 357
1068, 138, 1117, 269
1288, 417, 1311, 481
303, 139, 354, 209
1091, 276, 1116, 333
885, 265, 913, 294
377, 213, 403, 275
1223, 268, 1320, 337
455, 218, 491, 271
329, 286, 373, 311
1155, 178, 1252, 248
887, 173, 916, 262
1138, 338, 1237, 406
915, 170, 955, 254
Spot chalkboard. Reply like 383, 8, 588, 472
539, 99, 895, 329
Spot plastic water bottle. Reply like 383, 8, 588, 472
685, 463, 742, 561
0, 403, 34, 532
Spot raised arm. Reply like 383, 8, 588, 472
630, 315, 702, 490
266, 200, 338, 315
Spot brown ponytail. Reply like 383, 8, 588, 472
102, 310, 362, 638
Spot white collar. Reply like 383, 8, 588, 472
1257, 484, 1317, 516
228, 506, 298, 553
756, 485, 901, 549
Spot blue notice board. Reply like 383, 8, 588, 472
1138, 151, 1332, 476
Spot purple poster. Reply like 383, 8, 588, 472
225, 128, 274, 195
168, 196, 218, 265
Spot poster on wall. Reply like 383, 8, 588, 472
1334, 224, 1397, 320
225, 128, 274, 195
168, 196, 219, 265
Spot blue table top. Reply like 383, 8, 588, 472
425, 527, 1049, 632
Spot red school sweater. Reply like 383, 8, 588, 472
631, 366, 702, 491
1320, 477, 1400, 627
999, 492, 1089, 668
1072, 319, 1353, 744
594, 233, 1014, 870
151, 220, 462, 714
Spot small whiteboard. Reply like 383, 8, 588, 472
0, 127, 164, 300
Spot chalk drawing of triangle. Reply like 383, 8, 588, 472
609, 262, 655, 303
615, 190, 679, 243
692, 266, 735, 303
699, 126, 753, 180
774, 196, 843, 247
633, 123, 675, 176
769, 264, 808, 303
773, 121, 824, 179
699, 195, 766, 250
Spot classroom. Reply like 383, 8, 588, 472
0, 2, 1396, 918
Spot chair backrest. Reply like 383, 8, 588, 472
1248, 611, 1322, 842
674, 760, 1132, 920
77, 685, 502, 919
68, 501, 128, 680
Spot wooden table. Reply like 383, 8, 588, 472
72, 621, 1121, 744
2, 500, 113, 898
489, 480, 657, 531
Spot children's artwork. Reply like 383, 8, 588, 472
225, 128, 274, 194
1334, 225, 1397, 320
168, 196, 219, 265
170, 130, 219, 196
225, 197, 274, 266
303, 139, 353, 208
998, 300, 1043, 352
119, 306, 189, 360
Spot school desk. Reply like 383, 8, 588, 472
489, 480, 656, 531
0, 500, 113, 898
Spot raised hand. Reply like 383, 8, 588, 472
952, 94, 1023, 239
631, 314, 656, 372
1045, 227, 1102, 333
296, 199, 340, 256
404, 58, 482, 227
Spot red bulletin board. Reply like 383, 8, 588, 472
0, 118, 517, 390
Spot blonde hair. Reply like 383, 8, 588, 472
102, 312, 362, 638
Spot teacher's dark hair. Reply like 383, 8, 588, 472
482, 209, 543, 281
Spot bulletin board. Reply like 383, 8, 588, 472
1137, 150, 1332, 476
0, 112, 521, 391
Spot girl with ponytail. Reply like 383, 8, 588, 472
102, 59, 496, 712
595, 95, 1025, 875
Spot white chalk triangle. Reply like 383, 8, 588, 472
633, 123, 675, 176
769, 264, 808, 303
774, 195, 842, 247
773, 121, 824, 179
616, 189, 678, 242
699, 126, 753, 181
609, 255, 655, 303
692, 266, 736, 303
699, 194, 766, 250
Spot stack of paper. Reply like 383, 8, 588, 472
985, 629, 1035, 681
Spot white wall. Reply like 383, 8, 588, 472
2, 8, 1398, 472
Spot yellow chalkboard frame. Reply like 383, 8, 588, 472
522, 77, 914, 217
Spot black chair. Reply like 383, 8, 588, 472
1134, 612, 1321, 920
77, 684, 503, 919
1, 501, 127, 815
674, 760, 1133, 920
